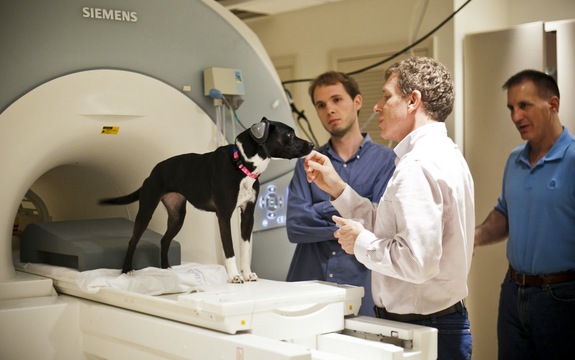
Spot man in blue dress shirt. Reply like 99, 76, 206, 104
286, 71, 395, 316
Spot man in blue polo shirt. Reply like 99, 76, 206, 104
285, 71, 395, 316
475, 69, 575, 359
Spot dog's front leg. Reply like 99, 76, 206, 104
240, 238, 258, 281
224, 258, 243, 284
218, 215, 244, 283
239, 203, 258, 282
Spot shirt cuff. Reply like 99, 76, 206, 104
331, 184, 356, 218
354, 228, 377, 264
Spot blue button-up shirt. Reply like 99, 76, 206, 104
286, 134, 395, 316
496, 127, 575, 275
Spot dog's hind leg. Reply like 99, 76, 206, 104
160, 193, 187, 269
121, 178, 164, 274
123, 204, 156, 274
217, 214, 243, 283
239, 202, 258, 282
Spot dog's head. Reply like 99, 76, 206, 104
239, 117, 314, 160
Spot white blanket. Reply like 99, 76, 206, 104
76, 263, 228, 295
16, 261, 228, 295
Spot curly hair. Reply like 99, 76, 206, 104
385, 56, 454, 122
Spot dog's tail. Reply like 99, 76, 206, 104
99, 189, 140, 205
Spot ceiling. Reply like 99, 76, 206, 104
215, 0, 344, 20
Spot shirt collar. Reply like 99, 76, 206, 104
394, 122, 447, 159
517, 126, 573, 165
324, 133, 372, 162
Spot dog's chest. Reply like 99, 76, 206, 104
236, 177, 256, 209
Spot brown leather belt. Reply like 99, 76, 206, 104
509, 266, 575, 286
374, 301, 465, 322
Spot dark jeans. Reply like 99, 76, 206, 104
376, 305, 472, 360
498, 274, 575, 359
407, 307, 472, 360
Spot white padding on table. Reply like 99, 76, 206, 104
16, 261, 228, 295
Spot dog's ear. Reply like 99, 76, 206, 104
250, 118, 270, 144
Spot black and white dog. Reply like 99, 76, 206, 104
100, 117, 313, 283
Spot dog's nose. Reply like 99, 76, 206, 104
305, 141, 315, 153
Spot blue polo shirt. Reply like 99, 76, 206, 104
496, 127, 575, 275
285, 134, 395, 316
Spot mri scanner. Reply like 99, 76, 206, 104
0, 1, 437, 358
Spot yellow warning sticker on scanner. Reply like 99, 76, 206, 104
101, 126, 119, 134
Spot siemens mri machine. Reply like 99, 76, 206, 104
0, 1, 436, 359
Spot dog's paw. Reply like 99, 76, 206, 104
229, 275, 245, 284
243, 272, 258, 282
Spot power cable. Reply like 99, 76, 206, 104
282, 0, 473, 145
282, 0, 473, 85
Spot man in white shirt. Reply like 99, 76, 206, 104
303, 56, 474, 360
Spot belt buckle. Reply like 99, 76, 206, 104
517, 273, 526, 286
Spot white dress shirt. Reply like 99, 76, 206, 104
332, 122, 475, 315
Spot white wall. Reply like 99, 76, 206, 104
453, 0, 508, 147
508, 0, 575, 25
246, 0, 454, 145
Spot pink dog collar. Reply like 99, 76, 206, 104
233, 149, 259, 179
